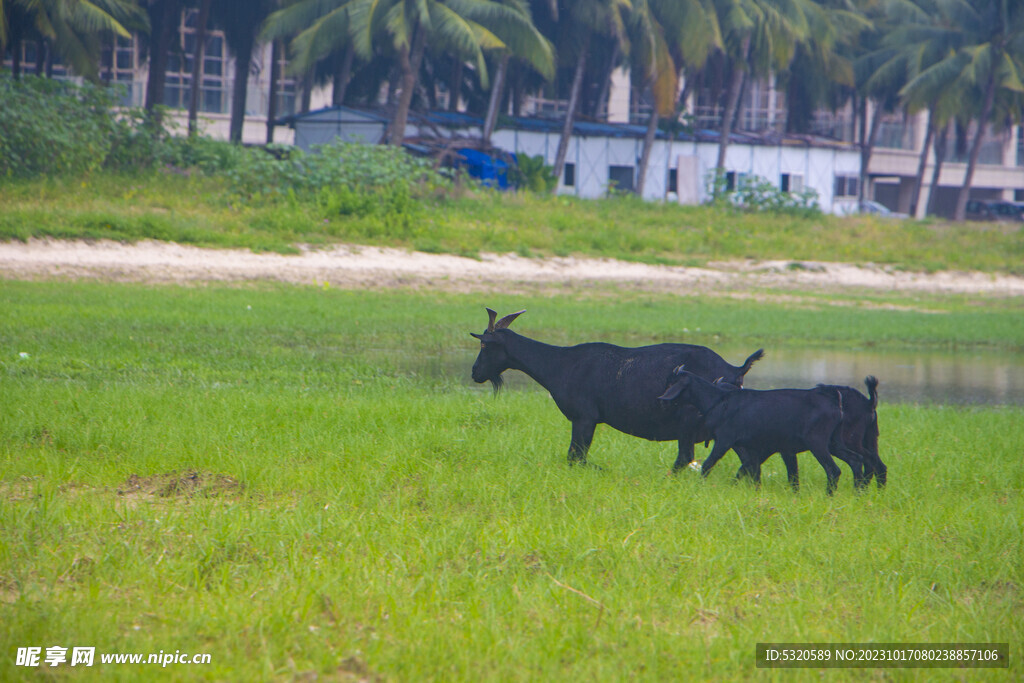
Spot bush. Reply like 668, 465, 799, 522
705, 170, 821, 217
0, 75, 118, 178
224, 141, 452, 199
510, 154, 556, 194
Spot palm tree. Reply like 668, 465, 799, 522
779, 0, 870, 136
379, 0, 555, 145
628, 0, 680, 196
892, 0, 1019, 219
261, 0, 362, 107
897, 0, 1024, 221
144, 0, 182, 114
0, 0, 147, 80
187, 0, 212, 136
263, 0, 551, 145
550, 0, 631, 187
481, 0, 554, 144
210, 0, 276, 143
711, 0, 812, 174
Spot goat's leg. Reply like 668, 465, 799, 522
807, 444, 841, 495
863, 427, 886, 487
780, 451, 799, 491
671, 438, 696, 473
733, 446, 762, 484
833, 442, 867, 490
568, 420, 596, 466
871, 456, 887, 488
700, 440, 732, 478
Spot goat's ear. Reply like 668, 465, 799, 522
485, 308, 498, 333
658, 381, 684, 401
495, 309, 526, 330
470, 332, 483, 340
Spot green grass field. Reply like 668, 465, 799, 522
1, 282, 1021, 680
2, 172, 1023, 274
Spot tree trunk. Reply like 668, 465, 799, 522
674, 70, 694, 125
925, 120, 950, 216
188, 0, 212, 136
954, 74, 997, 221
855, 94, 866, 203
35, 40, 46, 76
594, 42, 619, 121
448, 58, 463, 111
145, 0, 183, 119
332, 44, 354, 107
266, 40, 281, 144
389, 24, 426, 145
482, 53, 509, 144
715, 35, 750, 173
635, 105, 659, 197
909, 106, 936, 218
10, 17, 23, 79
300, 69, 313, 113
859, 100, 884, 205
229, 34, 255, 143
553, 47, 587, 189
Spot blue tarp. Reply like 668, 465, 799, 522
455, 148, 511, 189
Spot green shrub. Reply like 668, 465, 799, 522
705, 169, 822, 217
0, 75, 117, 178
224, 141, 452, 200
510, 154, 556, 193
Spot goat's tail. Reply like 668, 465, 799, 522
736, 349, 765, 380
864, 375, 879, 411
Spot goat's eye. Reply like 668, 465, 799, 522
480, 342, 486, 350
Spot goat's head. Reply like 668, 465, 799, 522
470, 307, 525, 390
657, 365, 693, 401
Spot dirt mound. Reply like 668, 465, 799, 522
117, 469, 244, 500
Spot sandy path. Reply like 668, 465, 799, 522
1, 238, 1022, 297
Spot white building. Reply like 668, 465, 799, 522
285, 107, 862, 214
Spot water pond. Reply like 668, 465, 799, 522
404, 347, 1024, 406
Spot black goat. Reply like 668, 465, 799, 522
470, 308, 764, 470
714, 377, 886, 490
815, 377, 885, 487
658, 369, 863, 494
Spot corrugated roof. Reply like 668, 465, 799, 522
279, 105, 857, 151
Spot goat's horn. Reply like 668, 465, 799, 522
495, 309, 526, 330
485, 307, 498, 332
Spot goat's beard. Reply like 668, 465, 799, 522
488, 372, 505, 393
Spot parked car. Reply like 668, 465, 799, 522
965, 199, 999, 220
991, 201, 1024, 222
965, 199, 1024, 222
857, 200, 910, 219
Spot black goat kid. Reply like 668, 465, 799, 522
658, 369, 864, 494
713, 376, 886, 490
470, 308, 764, 470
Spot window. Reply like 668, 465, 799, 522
4, 42, 68, 78
668, 168, 678, 194
781, 173, 804, 193
608, 165, 635, 193
834, 175, 858, 198
564, 163, 575, 187
163, 9, 227, 113
271, 44, 297, 117
100, 37, 138, 105
724, 171, 749, 192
